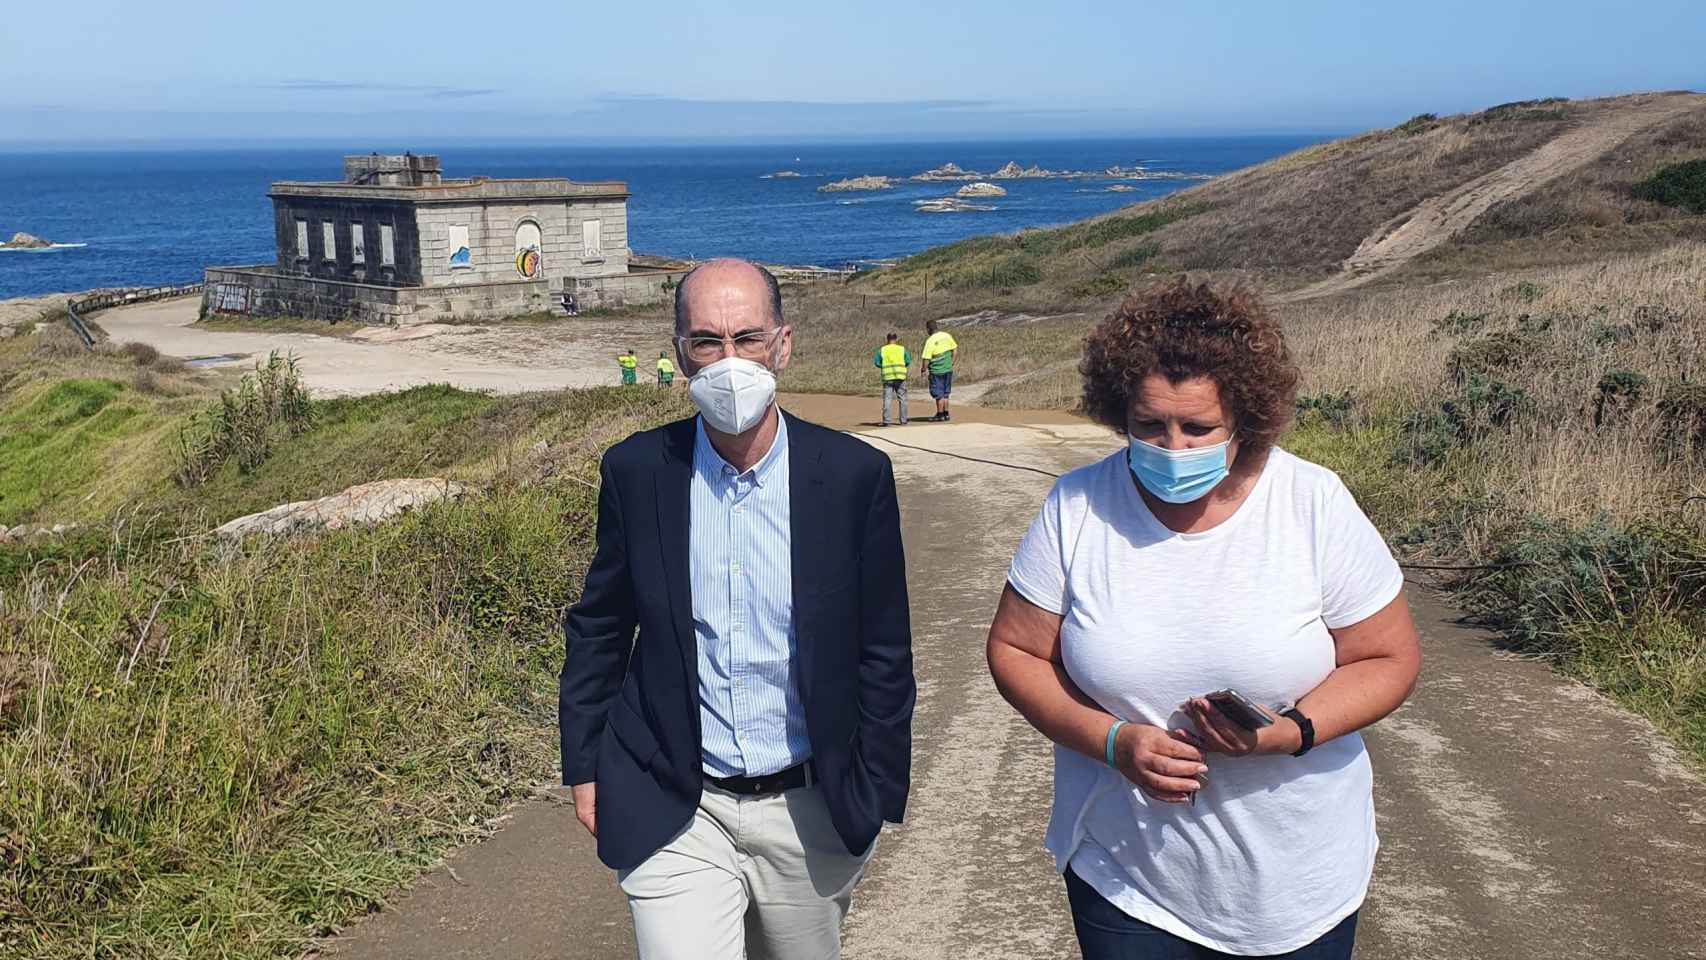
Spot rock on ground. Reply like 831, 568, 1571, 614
214, 479, 466, 539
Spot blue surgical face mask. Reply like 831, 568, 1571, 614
1126, 436, 1232, 503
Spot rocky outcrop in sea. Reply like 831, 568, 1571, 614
956, 182, 1008, 197
913, 198, 996, 214
819, 176, 894, 192
1, 232, 53, 249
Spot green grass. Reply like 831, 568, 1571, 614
1, 367, 693, 958
0, 379, 154, 524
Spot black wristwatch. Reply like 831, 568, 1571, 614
1281, 706, 1315, 757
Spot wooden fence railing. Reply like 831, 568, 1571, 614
65, 282, 204, 349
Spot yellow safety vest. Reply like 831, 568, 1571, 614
879, 343, 908, 381
618, 354, 637, 370
657, 358, 675, 375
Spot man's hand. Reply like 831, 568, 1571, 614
571, 781, 597, 836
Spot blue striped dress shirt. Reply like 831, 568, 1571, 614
690, 416, 812, 777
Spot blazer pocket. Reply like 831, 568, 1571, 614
606, 696, 662, 770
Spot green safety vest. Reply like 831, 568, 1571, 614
877, 343, 909, 381
618, 354, 637, 370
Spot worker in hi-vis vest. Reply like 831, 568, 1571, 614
920, 318, 958, 422
617, 349, 638, 386
872, 331, 911, 426
656, 352, 676, 387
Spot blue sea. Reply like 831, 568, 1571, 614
0, 137, 1321, 300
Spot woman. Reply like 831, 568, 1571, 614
987, 279, 1420, 958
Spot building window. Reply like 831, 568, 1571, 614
514, 220, 542, 278
294, 219, 309, 259
322, 221, 336, 262
380, 223, 396, 266
582, 219, 603, 260
351, 223, 365, 264
447, 223, 472, 270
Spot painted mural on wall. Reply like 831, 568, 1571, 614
447, 224, 471, 269
514, 220, 542, 279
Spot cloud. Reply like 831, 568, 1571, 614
256, 79, 499, 99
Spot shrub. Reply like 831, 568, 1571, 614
1395, 113, 1439, 136
1398, 375, 1532, 465
1657, 380, 1706, 456
1593, 370, 1650, 427
175, 352, 313, 485
1446, 331, 1534, 383
1432, 310, 1487, 336
1067, 273, 1129, 299
1467, 516, 1706, 649
1502, 280, 1546, 303
1471, 97, 1570, 125
1295, 390, 1357, 428
119, 341, 160, 366
1632, 158, 1706, 214
1590, 321, 1636, 346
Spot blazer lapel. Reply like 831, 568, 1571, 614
786, 412, 826, 696
656, 419, 696, 682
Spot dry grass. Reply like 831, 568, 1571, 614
1281, 243, 1706, 530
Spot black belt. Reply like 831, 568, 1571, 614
705, 761, 815, 796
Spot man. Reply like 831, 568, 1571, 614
656, 351, 676, 387
560, 258, 915, 960
872, 331, 910, 426
920, 319, 958, 422
617, 348, 638, 385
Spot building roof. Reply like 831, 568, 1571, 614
269, 177, 629, 204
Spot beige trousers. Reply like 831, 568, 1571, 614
618, 784, 873, 960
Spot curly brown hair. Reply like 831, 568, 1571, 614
1079, 277, 1298, 452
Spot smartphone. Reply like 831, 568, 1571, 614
1204, 689, 1274, 731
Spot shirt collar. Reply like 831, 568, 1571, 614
694, 411, 788, 486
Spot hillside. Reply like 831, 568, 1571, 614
844, 91, 1706, 307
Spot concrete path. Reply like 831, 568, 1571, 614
312, 410, 1706, 960
1285, 92, 1706, 301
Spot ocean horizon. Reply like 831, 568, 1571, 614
0, 136, 1324, 300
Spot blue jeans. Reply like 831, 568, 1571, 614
1065, 868, 1358, 960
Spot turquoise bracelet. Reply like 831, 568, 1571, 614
1104, 719, 1127, 768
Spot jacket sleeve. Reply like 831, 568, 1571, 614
559, 453, 638, 785
857, 454, 916, 823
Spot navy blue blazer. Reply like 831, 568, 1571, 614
559, 411, 915, 871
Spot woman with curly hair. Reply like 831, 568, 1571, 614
986, 278, 1420, 959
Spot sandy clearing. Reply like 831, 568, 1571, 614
89, 296, 677, 396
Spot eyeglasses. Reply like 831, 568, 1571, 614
675, 329, 779, 363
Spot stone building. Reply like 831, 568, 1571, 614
203, 154, 687, 325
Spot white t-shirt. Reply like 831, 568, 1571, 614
1006, 446, 1403, 955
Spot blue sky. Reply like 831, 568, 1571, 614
1, 0, 1700, 144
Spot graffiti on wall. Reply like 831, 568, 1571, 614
213, 282, 251, 315
448, 224, 471, 269
515, 220, 542, 279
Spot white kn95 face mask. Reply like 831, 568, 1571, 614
688, 357, 776, 435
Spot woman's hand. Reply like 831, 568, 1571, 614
1111, 722, 1209, 804
1182, 698, 1300, 757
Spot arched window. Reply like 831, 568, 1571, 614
515, 220, 543, 278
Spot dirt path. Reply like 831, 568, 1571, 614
1285, 92, 1706, 302
91, 296, 675, 396
312, 408, 1706, 960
